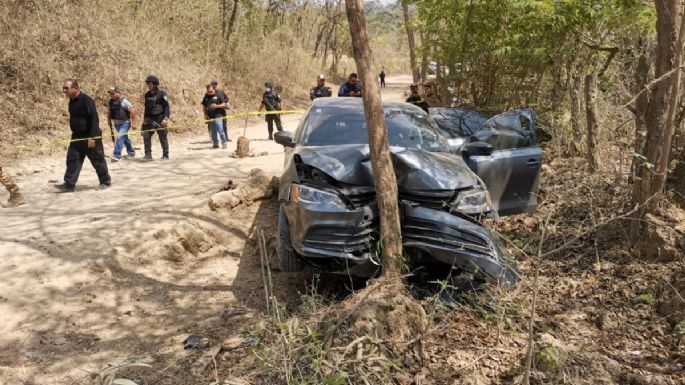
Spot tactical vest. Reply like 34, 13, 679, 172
262, 92, 281, 111
311, 86, 332, 99
109, 98, 131, 121
145, 91, 165, 116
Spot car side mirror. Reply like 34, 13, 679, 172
274, 131, 295, 148
462, 141, 493, 156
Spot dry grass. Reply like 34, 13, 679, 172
0, 0, 330, 163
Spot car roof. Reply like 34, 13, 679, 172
311, 96, 422, 112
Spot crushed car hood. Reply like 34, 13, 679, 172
295, 144, 479, 190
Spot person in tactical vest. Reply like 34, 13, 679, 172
406, 83, 429, 112
0, 167, 25, 207
107, 87, 137, 161
142, 75, 171, 160
338, 73, 362, 97
309, 74, 332, 100
55, 79, 111, 192
258, 80, 283, 140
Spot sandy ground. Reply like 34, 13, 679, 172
0, 76, 412, 384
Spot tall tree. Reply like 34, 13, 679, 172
633, 0, 685, 214
401, 0, 419, 83
345, 0, 403, 278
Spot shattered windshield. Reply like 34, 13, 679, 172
300, 106, 451, 152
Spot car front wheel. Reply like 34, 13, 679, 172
278, 206, 304, 272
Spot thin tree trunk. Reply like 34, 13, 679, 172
585, 72, 600, 172
635, 48, 651, 152
225, 0, 239, 45
570, 74, 583, 155
401, 0, 419, 83
345, 0, 402, 278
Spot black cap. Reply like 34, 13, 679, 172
265, 80, 273, 88
145, 75, 159, 85
210, 80, 218, 86
107, 86, 121, 94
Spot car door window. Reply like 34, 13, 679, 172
473, 111, 531, 150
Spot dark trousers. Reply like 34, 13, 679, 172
142, 118, 169, 157
266, 114, 283, 138
64, 140, 111, 187
380, 78, 386, 87
223, 117, 229, 140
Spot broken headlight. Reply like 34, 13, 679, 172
454, 189, 493, 215
290, 183, 346, 208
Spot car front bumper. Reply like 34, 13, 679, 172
283, 199, 518, 284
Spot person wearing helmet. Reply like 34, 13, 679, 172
142, 75, 171, 160
0, 167, 25, 207
258, 80, 283, 140
309, 74, 332, 100
405, 83, 428, 112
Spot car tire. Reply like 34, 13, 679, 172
278, 206, 304, 272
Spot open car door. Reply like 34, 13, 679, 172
462, 109, 542, 216
429, 108, 488, 152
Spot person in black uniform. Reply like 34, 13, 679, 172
405, 83, 429, 112
379, 69, 386, 88
210, 80, 231, 141
309, 74, 332, 100
142, 75, 171, 160
55, 79, 111, 192
258, 80, 283, 140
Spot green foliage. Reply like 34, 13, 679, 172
409, 0, 655, 107
536, 346, 560, 371
638, 293, 655, 305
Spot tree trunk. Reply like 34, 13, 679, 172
225, 0, 239, 45
634, 0, 684, 208
401, 0, 419, 83
585, 72, 600, 172
570, 74, 583, 155
345, 0, 403, 278
634, 46, 651, 159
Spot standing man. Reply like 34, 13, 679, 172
55, 79, 111, 192
258, 80, 283, 140
379, 68, 386, 88
406, 83, 428, 112
204, 85, 229, 148
310, 74, 332, 100
338, 73, 362, 97
142, 75, 170, 160
210, 80, 231, 142
107, 87, 137, 161
0, 167, 25, 207
423, 82, 443, 108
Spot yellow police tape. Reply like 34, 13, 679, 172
6, 109, 305, 150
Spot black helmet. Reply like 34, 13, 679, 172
145, 75, 159, 85
265, 80, 274, 88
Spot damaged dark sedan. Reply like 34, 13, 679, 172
273, 98, 541, 285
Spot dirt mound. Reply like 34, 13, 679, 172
325, 282, 428, 348
143, 221, 220, 262
635, 204, 685, 262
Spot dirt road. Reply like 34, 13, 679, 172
0, 76, 412, 384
